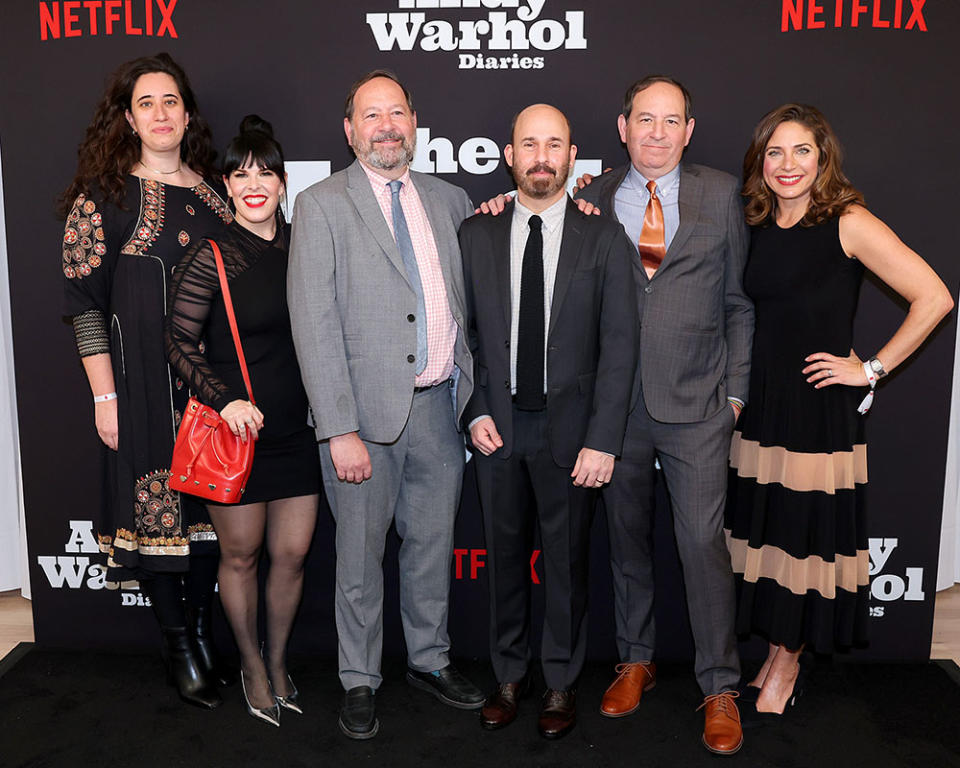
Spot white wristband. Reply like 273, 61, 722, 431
93, 392, 117, 403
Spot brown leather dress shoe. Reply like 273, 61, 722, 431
538, 689, 576, 739
481, 681, 526, 730
600, 661, 656, 717
699, 691, 743, 755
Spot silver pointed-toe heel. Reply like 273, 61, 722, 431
241, 670, 280, 727
275, 675, 303, 715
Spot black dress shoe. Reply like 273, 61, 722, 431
339, 686, 379, 740
538, 689, 576, 739
406, 664, 485, 709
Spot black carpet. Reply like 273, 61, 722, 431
1, 645, 959, 768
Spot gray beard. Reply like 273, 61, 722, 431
361, 138, 416, 172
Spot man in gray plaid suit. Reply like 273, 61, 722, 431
574, 75, 754, 755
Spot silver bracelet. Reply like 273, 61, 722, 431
93, 392, 118, 403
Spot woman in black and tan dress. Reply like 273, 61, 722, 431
166, 116, 320, 727
61, 53, 232, 708
725, 103, 953, 716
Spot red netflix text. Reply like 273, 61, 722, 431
781, 0, 926, 31
39, 0, 178, 40
454, 549, 543, 584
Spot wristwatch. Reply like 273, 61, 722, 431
867, 356, 888, 379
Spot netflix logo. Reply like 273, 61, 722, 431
781, 0, 926, 31
454, 548, 544, 584
39, 0, 178, 41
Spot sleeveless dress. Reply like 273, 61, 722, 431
63, 176, 233, 581
724, 216, 870, 652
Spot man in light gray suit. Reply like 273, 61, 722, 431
288, 70, 484, 740
574, 76, 753, 755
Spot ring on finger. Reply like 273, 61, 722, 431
827, 369, 833, 377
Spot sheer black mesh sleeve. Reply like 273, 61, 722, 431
165, 239, 240, 412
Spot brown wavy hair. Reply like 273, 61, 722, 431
742, 103, 864, 226
58, 53, 216, 216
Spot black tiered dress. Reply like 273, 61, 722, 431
63, 176, 234, 580
165, 220, 320, 504
724, 216, 870, 652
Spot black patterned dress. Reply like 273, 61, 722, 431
724, 216, 870, 652
63, 175, 233, 580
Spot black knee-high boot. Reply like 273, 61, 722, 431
185, 553, 236, 686
141, 573, 222, 709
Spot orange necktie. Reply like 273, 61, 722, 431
638, 180, 666, 278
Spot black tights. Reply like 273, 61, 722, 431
208, 494, 318, 709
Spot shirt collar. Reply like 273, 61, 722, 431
626, 161, 681, 196
513, 193, 568, 232
359, 161, 412, 192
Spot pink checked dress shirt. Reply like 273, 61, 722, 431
361, 164, 457, 387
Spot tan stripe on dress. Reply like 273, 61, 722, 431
730, 436, 867, 494
726, 530, 869, 598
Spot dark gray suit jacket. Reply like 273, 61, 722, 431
575, 162, 753, 424
460, 198, 639, 466
288, 159, 474, 444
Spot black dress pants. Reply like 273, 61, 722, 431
474, 406, 594, 691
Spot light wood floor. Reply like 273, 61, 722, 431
0, 589, 35, 660
2, 586, 960, 663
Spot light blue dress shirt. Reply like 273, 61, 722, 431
614, 163, 682, 256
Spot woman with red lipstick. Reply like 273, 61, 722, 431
724, 103, 953, 717
60, 53, 233, 710
166, 116, 320, 727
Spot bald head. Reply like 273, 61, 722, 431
510, 103, 573, 147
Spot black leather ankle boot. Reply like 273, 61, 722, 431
160, 626, 223, 709
188, 604, 237, 687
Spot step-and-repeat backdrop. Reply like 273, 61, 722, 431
1, 0, 956, 662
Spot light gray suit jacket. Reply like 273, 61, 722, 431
575, 162, 754, 424
288, 159, 475, 444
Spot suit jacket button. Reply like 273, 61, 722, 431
407, 354, 415, 363
407, 314, 415, 322
504, 380, 510, 389
644, 285, 652, 294
504, 339, 510, 348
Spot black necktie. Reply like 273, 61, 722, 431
516, 214, 544, 411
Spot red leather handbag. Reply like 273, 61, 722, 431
169, 239, 255, 504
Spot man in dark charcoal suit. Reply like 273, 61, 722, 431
575, 76, 754, 755
461, 104, 638, 740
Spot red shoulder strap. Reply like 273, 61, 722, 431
207, 239, 255, 405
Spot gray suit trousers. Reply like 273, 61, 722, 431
603, 389, 740, 695
319, 383, 464, 690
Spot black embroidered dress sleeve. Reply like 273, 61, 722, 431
62, 187, 120, 356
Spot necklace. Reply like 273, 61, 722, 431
137, 159, 182, 176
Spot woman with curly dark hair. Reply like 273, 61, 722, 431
725, 103, 953, 716
60, 53, 233, 709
